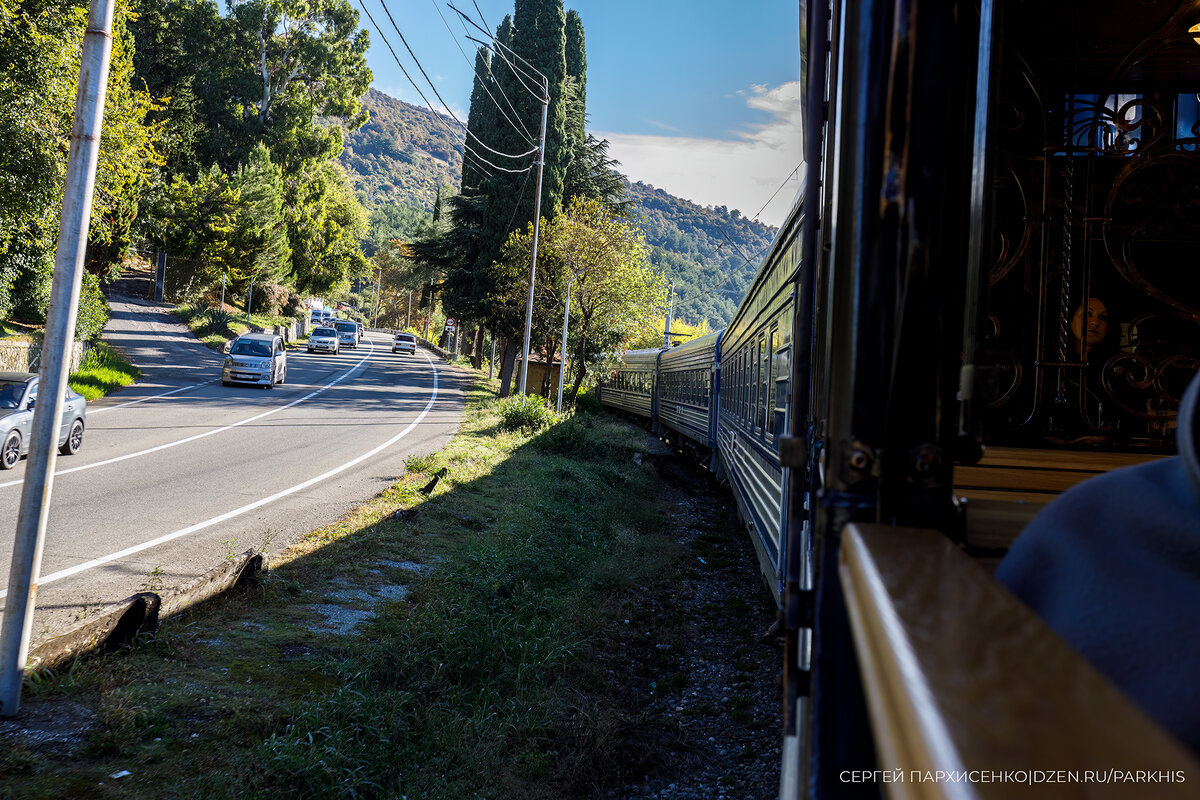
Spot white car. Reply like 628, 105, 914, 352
307, 326, 340, 354
392, 332, 417, 355
222, 333, 287, 388
333, 320, 359, 349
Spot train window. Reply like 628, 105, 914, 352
765, 328, 777, 440
751, 338, 761, 432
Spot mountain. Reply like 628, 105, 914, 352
339, 89, 779, 328
341, 88, 465, 211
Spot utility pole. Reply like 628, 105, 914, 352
663, 281, 675, 348
373, 264, 382, 328
556, 275, 575, 413
518, 75, 549, 398
0, 0, 115, 718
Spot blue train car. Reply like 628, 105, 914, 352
598, 347, 663, 421
656, 330, 722, 463
715, 199, 803, 603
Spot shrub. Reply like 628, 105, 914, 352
74, 273, 109, 341
532, 415, 603, 459
9, 245, 53, 323
250, 282, 289, 315
574, 390, 601, 414
497, 394, 558, 433
198, 306, 234, 336
404, 452, 441, 473
282, 292, 304, 317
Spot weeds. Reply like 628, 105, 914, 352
497, 394, 558, 433
141, 566, 164, 593
404, 451, 441, 473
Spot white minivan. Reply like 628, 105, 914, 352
222, 333, 287, 388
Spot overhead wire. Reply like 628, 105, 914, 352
376, 0, 537, 159
356, 0, 535, 178
427, 0, 535, 143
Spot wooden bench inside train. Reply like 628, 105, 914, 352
953, 447, 1166, 551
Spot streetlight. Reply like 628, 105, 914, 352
556, 274, 576, 414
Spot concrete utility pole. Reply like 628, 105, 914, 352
0, 0, 115, 718
663, 281, 675, 348
518, 75, 549, 398
556, 275, 575, 413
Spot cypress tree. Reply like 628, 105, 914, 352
565, 9, 586, 128
461, 46, 492, 194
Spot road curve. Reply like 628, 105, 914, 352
0, 295, 469, 643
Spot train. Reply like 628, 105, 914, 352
602, 0, 1200, 797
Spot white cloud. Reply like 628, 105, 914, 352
599, 82, 804, 228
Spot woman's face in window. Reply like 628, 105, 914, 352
1071, 298, 1109, 348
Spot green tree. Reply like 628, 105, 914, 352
0, 0, 160, 319
499, 198, 665, 400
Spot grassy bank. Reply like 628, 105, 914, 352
171, 303, 304, 351
2, 379, 691, 799
68, 343, 141, 400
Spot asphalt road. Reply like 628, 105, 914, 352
0, 295, 467, 644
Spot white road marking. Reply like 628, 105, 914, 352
0, 348, 439, 599
0, 339, 378, 490
88, 381, 217, 415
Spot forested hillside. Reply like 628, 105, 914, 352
337, 90, 778, 328
341, 89, 465, 211
624, 181, 777, 327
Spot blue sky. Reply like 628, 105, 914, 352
358, 0, 803, 226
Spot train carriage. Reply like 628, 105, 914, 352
597, 347, 662, 422
716, 200, 803, 603
656, 329, 722, 461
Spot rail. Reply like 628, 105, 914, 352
839, 523, 1199, 798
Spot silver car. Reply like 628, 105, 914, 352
392, 332, 417, 355
222, 333, 287, 388
307, 326, 340, 354
333, 319, 359, 349
0, 372, 87, 470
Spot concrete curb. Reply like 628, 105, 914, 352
27, 549, 267, 672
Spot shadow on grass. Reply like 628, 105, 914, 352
4, 391, 707, 800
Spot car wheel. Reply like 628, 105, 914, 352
1, 430, 20, 470
60, 418, 84, 456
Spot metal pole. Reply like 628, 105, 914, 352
518, 76, 549, 398
0, 0, 115, 718
373, 265, 382, 328
154, 251, 165, 302
663, 280, 674, 348
557, 276, 574, 413
489, 334, 496, 380
246, 273, 254, 326
220, 271, 226, 309
406, 292, 412, 329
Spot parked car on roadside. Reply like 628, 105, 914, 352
222, 333, 287, 388
307, 326, 340, 354
333, 319, 359, 349
392, 332, 417, 355
0, 372, 87, 469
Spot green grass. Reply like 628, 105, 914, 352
2, 379, 688, 800
67, 343, 141, 400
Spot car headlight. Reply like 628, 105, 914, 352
224, 358, 234, 368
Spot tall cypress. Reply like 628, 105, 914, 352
565, 9, 586, 129
515, 0, 567, 220
461, 46, 492, 194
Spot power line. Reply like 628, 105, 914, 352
375, 0, 537, 159
750, 163, 801, 224
427, 0, 535, 143
356, 0, 535, 174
